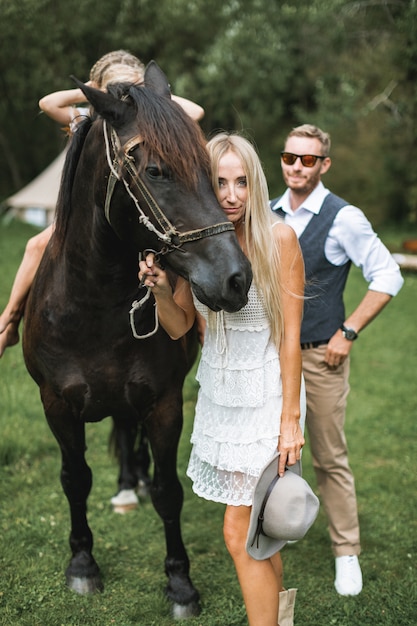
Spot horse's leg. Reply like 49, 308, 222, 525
43, 391, 103, 594
147, 395, 200, 619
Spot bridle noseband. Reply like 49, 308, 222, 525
103, 121, 234, 256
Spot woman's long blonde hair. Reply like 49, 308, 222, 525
206, 133, 284, 345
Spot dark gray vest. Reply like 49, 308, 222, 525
271, 193, 351, 343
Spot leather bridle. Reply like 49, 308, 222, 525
103, 121, 234, 258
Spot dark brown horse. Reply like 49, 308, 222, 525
22, 62, 252, 619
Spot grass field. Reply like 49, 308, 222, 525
0, 219, 416, 625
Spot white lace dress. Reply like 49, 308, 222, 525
187, 282, 304, 506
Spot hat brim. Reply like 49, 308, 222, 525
246, 452, 308, 561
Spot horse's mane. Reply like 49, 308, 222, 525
53, 117, 92, 249
52, 83, 211, 249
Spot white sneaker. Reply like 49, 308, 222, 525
334, 555, 363, 596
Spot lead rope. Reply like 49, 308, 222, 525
129, 287, 159, 339
129, 251, 159, 339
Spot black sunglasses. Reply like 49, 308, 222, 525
281, 152, 325, 168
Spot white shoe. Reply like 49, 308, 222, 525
334, 555, 363, 596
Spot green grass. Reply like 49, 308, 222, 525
0, 219, 416, 625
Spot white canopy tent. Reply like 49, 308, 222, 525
5, 151, 66, 227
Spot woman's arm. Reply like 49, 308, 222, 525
171, 95, 205, 121
138, 254, 196, 339
40, 86, 204, 125
274, 224, 305, 475
39, 87, 89, 125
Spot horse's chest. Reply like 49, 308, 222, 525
57, 366, 158, 422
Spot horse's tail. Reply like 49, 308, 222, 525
108, 418, 152, 485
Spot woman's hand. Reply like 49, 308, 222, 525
277, 420, 305, 476
138, 252, 196, 340
138, 252, 171, 296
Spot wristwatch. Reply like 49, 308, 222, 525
340, 324, 358, 341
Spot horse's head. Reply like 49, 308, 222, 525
71, 62, 252, 312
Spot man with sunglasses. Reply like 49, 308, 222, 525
271, 124, 403, 597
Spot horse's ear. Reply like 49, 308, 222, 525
70, 76, 134, 129
144, 61, 172, 98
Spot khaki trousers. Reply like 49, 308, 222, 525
301, 345, 361, 557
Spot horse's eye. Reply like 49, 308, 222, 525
146, 166, 164, 180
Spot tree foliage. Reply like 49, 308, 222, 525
0, 0, 415, 224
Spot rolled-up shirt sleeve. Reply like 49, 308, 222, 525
326, 205, 404, 297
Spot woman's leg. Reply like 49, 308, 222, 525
224, 504, 282, 626
0, 224, 53, 356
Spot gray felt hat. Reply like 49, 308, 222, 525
246, 452, 319, 560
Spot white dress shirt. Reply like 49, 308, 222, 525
274, 182, 404, 297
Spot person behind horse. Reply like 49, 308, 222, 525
0, 50, 204, 357
270, 124, 404, 596
139, 132, 305, 626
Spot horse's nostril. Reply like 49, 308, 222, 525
229, 272, 248, 296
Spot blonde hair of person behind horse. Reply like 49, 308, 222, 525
80, 53, 144, 131
207, 133, 284, 346
90, 49, 145, 88
98, 63, 144, 88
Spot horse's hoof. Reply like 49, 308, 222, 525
172, 601, 201, 620
66, 574, 104, 595
110, 489, 139, 514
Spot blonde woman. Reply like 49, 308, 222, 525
0, 50, 204, 356
139, 133, 305, 626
